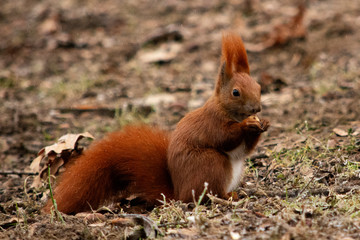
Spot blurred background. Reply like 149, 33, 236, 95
1, 0, 360, 238
1, 0, 359, 174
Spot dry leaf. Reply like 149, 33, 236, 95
327, 139, 339, 148
38, 12, 60, 35
78, 213, 107, 224
206, 194, 239, 206
230, 231, 241, 240
118, 214, 161, 238
30, 132, 94, 188
167, 228, 198, 238
353, 129, 360, 136
88, 222, 106, 227
43, 132, 94, 155
143, 24, 183, 45
281, 232, 291, 240
333, 128, 348, 137
138, 42, 181, 63
246, 4, 306, 52
272, 143, 285, 153
110, 218, 135, 227
0, 217, 24, 229
29, 154, 43, 173
0, 138, 9, 153
260, 72, 287, 93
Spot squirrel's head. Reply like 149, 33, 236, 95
215, 32, 261, 122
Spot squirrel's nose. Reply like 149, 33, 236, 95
251, 106, 261, 114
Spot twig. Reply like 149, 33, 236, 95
237, 186, 360, 199
206, 194, 239, 206
48, 165, 65, 224
0, 171, 37, 176
157, 222, 188, 228
117, 214, 161, 237
298, 169, 318, 196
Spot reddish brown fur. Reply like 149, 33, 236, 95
44, 125, 173, 214
168, 32, 268, 202
44, 32, 269, 214
221, 32, 250, 76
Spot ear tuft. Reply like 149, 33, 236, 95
221, 32, 250, 75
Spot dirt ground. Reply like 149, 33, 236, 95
1, 0, 360, 239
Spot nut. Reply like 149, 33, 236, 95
249, 115, 260, 122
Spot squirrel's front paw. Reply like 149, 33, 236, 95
243, 115, 263, 132
243, 115, 269, 133
260, 119, 270, 132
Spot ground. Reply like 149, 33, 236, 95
0, 0, 360, 239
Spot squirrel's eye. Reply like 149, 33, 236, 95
232, 89, 240, 97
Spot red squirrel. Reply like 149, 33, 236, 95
43, 32, 269, 214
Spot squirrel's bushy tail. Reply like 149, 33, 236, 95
43, 125, 173, 214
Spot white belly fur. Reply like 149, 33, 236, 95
225, 142, 247, 192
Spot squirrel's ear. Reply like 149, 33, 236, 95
216, 61, 232, 93
221, 32, 250, 75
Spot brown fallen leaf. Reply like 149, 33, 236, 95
110, 217, 135, 227
0, 138, 10, 153
29, 154, 43, 173
29, 132, 94, 188
253, 211, 267, 218
111, 214, 161, 238
333, 128, 348, 137
0, 217, 24, 229
167, 228, 198, 238
246, 4, 306, 52
138, 42, 182, 64
45, 132, 94, 154
38, 12, 61, 35
260, 72, 287, 93
230, 231, 241, 240
327, 139, 339, 148
143, 24, 183, 45
76, 212, 107, 224
88, 222, 106, 227
353, 129, 360, 136
206, 194, 239, 206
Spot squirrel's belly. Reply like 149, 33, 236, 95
225, 142, 247, 192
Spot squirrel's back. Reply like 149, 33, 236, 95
44, 125, 173, 214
